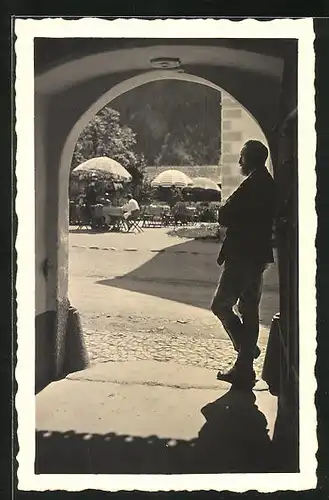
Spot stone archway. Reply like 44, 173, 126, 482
34, 44, 284, 392
48, 69, 274, 392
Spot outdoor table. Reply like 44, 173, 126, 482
142, 204, 169, 227
160, 205, 171, 216
173, 204, 197, 225
102, 206, 126, 231
186, 206, 197, 214
159, 204, 174, 225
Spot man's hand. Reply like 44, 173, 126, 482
217, 254, 223, 266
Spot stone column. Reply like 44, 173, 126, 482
220, 94, 245, 201
220, 92, 273, 202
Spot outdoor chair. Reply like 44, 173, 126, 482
69, 201, 79, 225
103, 206, 126, 232
140, 205, 151, 228
125, 209, 144, 233
142, 205, 165, 227
141, 205, 154, 227
160, 205, 174, 226
173, 204, 196, 226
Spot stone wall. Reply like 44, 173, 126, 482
220, 92, 272, 200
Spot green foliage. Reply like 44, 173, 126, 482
134, 179, 156, 204
71, 106, 147, 188
198, 204, 218, 223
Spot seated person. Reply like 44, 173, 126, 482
85, 182, 97, 206
122, 194, 140, 219
77, 193, 85, 206
122, 194, 140, 230
76, 193, 89, 221
85, 182, 98, 221
199, 202, 215, 222
103, 192, 112, 206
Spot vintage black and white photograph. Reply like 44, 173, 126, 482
15, 18, 317, 492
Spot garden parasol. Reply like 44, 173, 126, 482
151, 169, 193, 188
72, 156, 132, 182
187, 176, 221, 202
190, 177, 221, 191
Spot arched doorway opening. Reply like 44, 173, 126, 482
56, 69, 275, 387
34, 41, 285, 394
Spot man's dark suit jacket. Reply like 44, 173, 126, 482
218, 166, 276, 265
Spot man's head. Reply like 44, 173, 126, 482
127, 194, 133, 200
239, 140, 268, 176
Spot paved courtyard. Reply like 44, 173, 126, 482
68, 227, 280, 379
35, 227, 283, 476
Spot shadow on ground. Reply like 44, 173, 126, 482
95, 238, 279, 328
36, 387, 291, 474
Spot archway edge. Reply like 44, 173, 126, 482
59, 69, 268, 188
36, 45, 283, 95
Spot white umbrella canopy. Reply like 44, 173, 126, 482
72, 156, 132, 182
190, 177, 221, 191
151, 169, 193, 188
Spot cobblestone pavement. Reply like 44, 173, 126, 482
70, 229, 275, 382
81, 314, 268, 380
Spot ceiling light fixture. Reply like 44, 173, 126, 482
150, 57, 182, 69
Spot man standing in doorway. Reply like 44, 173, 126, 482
211, 140, 276, 389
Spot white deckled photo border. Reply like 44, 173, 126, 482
15, 17, 317, 492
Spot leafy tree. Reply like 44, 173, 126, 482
71, 107, 147, 191
134, 179, 156, 204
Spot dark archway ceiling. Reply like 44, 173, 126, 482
35, 37, 297, 75
36, 37, 297, 166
